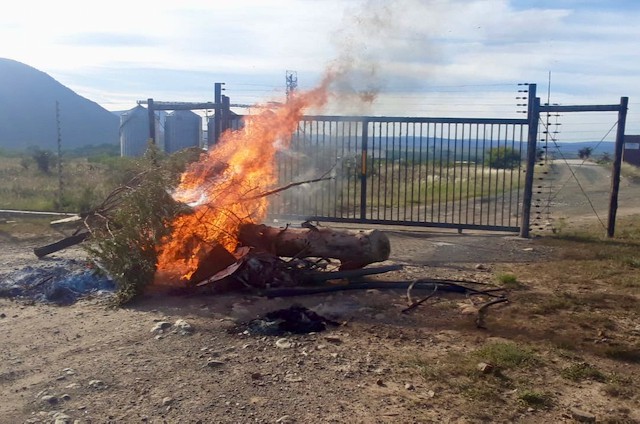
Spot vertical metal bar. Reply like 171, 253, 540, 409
470, 124, 478, 224
465, 124, 473, 224
391, 123, 396, 220
383, 122, 390, 220
514, 124, 525, 226
147, 98, 155, 145
213, 83, 222, 144
410, 122, 417, 221
487, 124, 495, 225
437, 123, 444, 221
376, 122, 382, 220
417, 123, 424, 222
453, 123, 460, 223
360, 120, 369, 221
444, 123, 451, 222
520, 84, 539, 238
494, 124, 502, 226
403, 123, 410, 220
459, 123, 466, 224
607, 96, 629, 237
479, 124, 487, 224
431, 123, 438, 221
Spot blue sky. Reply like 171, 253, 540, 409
2, 0, 639, 141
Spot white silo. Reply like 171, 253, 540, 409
120, 105, 165, 157
165, 110, 202, 154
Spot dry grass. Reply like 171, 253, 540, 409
394, 216, 640, 422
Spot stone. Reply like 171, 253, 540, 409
475, 263, 488, 270
88, 379, 107, 390
151, 321, 172, 333
162, 397, 174, 406
41, 395, 58, 404
275, 338, 292, 349
174, 319, 194, 335
404, 383, 415, 391
0, 313, 5, 318
477, 362, 494, 374
53, 413, 72, 424
570, 407, 596, 423
61, 393, 72, 401
276, 415, 295, 424
427, 389, 435, 398
65, 383, 81, 389
206, 359, 225, 368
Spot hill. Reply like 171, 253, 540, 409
0, 58, 119, 151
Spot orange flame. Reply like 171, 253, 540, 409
156, 80, 331, 282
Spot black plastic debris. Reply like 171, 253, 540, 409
0, 260, 115, 305
243, 305, 339, 336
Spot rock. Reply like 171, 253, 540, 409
206, 359, 225, 368
174, 319, 194, 335
276, 415, 295, 423
426, 389, 435, 398
0, 312, 6, 318
88, 379, 107, 390
275, 338, 292, 349
56, 375, 67, 381
63, 368, 75, 375
475, 263, 488, 270
376, 378, 385, 387
65, 383, 81, 389
250, 372, 263, 380
477, 362, 494, 374
53, 413, 72, 424
570, 407, 596, 423
404, 383, 415, 391
151, 322, 172, 333
61, 393, 72, 401
522, 247, 534, 252
162, 396, 174, 406
41, 395, 58, 404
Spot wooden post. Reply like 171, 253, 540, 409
607, 97, 629, 238
147, 98, 155, 145
520, 84, 539, 238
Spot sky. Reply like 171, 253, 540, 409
2, 0, 640, 143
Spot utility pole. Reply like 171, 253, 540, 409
285, 70, 298, 102
55, 101, 63, 210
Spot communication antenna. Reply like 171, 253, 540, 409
285, 70, 298, 102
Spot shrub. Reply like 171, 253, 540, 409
485, 147, 521, 169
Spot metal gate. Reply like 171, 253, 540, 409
268, 115, 532, 233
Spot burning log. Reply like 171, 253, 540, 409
237, 223, 390, 269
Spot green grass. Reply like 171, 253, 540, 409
517, 390, 554, 408
560, 362, 607, 382
473, 342, 539, 369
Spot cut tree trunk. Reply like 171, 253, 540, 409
238, 223, 390, 269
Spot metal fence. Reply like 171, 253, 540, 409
268, 115, 531, 232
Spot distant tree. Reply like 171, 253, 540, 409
486, 147, 521, 169
578, 147, 593, 159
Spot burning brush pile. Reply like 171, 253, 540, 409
36, 78, 391, 305
30, 78, 509, 323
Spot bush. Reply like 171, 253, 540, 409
485, 147, 521, 170
85, 145, 187, 305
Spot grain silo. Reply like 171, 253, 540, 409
120, 105, 165, 157
165, 110, 202, 154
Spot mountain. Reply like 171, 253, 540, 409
0, 58, 119, 151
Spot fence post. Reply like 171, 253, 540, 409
360, 119, 368, 220
520, 84, 539, 238
607, 96, 629, 238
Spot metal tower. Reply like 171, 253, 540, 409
285, 70, 298, 102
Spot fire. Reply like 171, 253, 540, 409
156, 81, 330, 282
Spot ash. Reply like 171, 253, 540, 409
0, 258, 114, 305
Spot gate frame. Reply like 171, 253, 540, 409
530, 86, 628, 238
